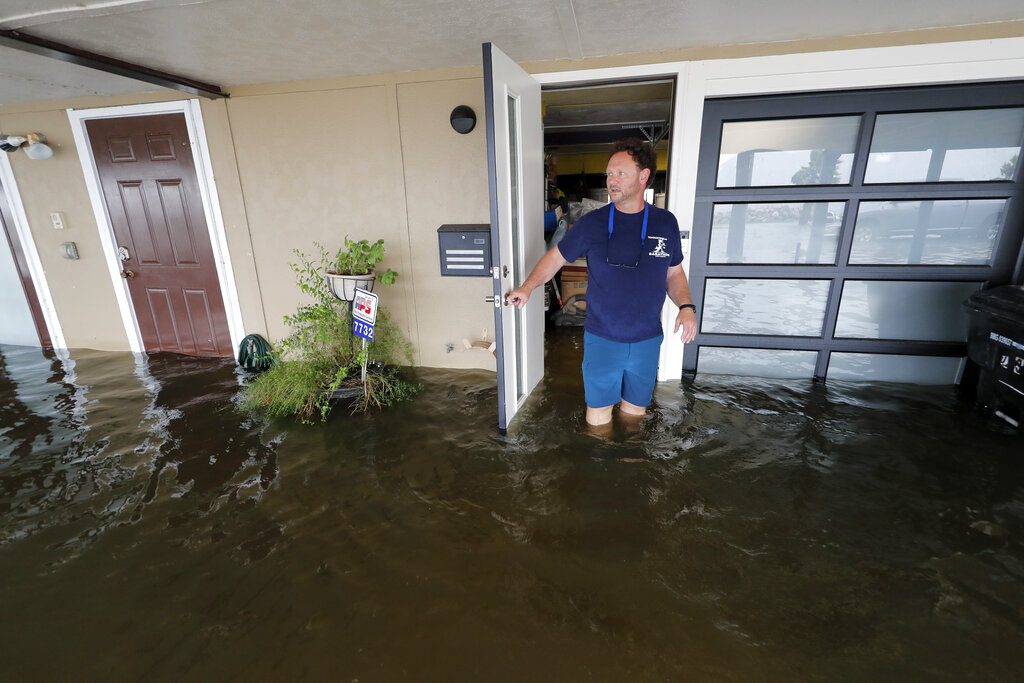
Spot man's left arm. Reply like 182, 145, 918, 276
667, 264, 697, 344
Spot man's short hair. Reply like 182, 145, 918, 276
609, 138, 657, 188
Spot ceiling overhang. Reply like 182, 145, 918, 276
0, 28, 228, 99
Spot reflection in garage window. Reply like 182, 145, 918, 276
697, 347, 817, 379
827, 353, 964, 384
717, 116, 860, 187
849, 199, 1005, 265
834, 280, 981, 341
865, 108, 1024, 184
702, 278, 830, 336
710, 202, 844, 264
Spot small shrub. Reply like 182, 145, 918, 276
238, 242, 418, 422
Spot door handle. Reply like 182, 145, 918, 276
121, 270, 136, 279
484, 295, 508, 307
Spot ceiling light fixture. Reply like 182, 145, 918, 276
0, 132, 54, 160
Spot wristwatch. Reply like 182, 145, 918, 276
678, 303, 696, 313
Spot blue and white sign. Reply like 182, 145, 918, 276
352, 288, 378, 341
353, 318, 374, 341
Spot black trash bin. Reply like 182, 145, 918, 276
963, 285, 1024, 430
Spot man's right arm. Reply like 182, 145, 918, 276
505, 247, 568, 309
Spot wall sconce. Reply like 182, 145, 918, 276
449, 106, 476, 134
0, 132, 54, 160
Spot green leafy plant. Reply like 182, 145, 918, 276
329, 235, 398, 285
238, 242, 418, 422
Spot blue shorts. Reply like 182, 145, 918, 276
582, 331, 663, 408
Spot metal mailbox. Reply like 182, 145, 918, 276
437, 224, 491, 277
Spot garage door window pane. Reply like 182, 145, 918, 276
703, 279, 830, 336
834, 280, 981, 341
850, 199, 1006, 265
718, 116, 860, 187
698, 347, 817, 379
849, 199, 1005, 265
710, 202, 843, 264
866, 108, 1024, 183
828, 353, 964, 384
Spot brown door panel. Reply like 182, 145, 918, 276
183, 288, 222, 355
156, 179, 202, 266
136, 286, 223, 356
87, 113, 233, 357
142, 287, 184, 353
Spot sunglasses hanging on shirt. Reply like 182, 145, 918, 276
606, 203, 649, 268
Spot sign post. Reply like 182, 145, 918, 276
351, 288, 378, 384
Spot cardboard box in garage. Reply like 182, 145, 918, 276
561, 279, 587, 310
561, 258, 588, 284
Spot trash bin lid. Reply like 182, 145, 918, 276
964, 285, 1024, 322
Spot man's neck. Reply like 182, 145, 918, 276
614, 197, 646, 214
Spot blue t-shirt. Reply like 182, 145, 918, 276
557, 203, 683, 343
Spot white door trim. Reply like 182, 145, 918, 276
0, 153, 67, 350
67, 99, 244, 355
536, 35, 1024, 380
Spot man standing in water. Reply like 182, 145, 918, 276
506, 139, 698, 426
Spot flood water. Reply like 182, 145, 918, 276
1, 329, 1022, 681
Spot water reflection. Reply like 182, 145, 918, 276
1, 334, 1022, 681
0, 347, 278, 563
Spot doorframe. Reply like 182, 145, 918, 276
0, 153, 66, 349
67, 99, 244, 355
536, 66, 691, 382
536, 35, 1024, 380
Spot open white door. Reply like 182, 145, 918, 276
483, 43, 545, 432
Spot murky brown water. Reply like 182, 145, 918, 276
2, 329, 1022, 682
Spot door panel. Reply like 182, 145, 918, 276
86, 113, 233, 357
483, 43, 545, 431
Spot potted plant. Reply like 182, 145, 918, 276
325, 235, 398, 301
238, 242, 418, 422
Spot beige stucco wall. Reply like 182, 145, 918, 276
221, 74, 495, 369
396, 78, 495, 368
225, 84, 414, 346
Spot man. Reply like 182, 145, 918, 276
506, 139, 698, 426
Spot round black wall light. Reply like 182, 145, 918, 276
450, 105, 476, 134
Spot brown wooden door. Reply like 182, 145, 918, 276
86, 113, 233, 357
0, 179, 52, 349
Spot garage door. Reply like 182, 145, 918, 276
686, 80, 1024, 382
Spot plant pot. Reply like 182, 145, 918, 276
324, 386, 364, 400
325, 271, 375, 301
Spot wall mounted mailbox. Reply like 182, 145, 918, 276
437, 224, 491, 277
